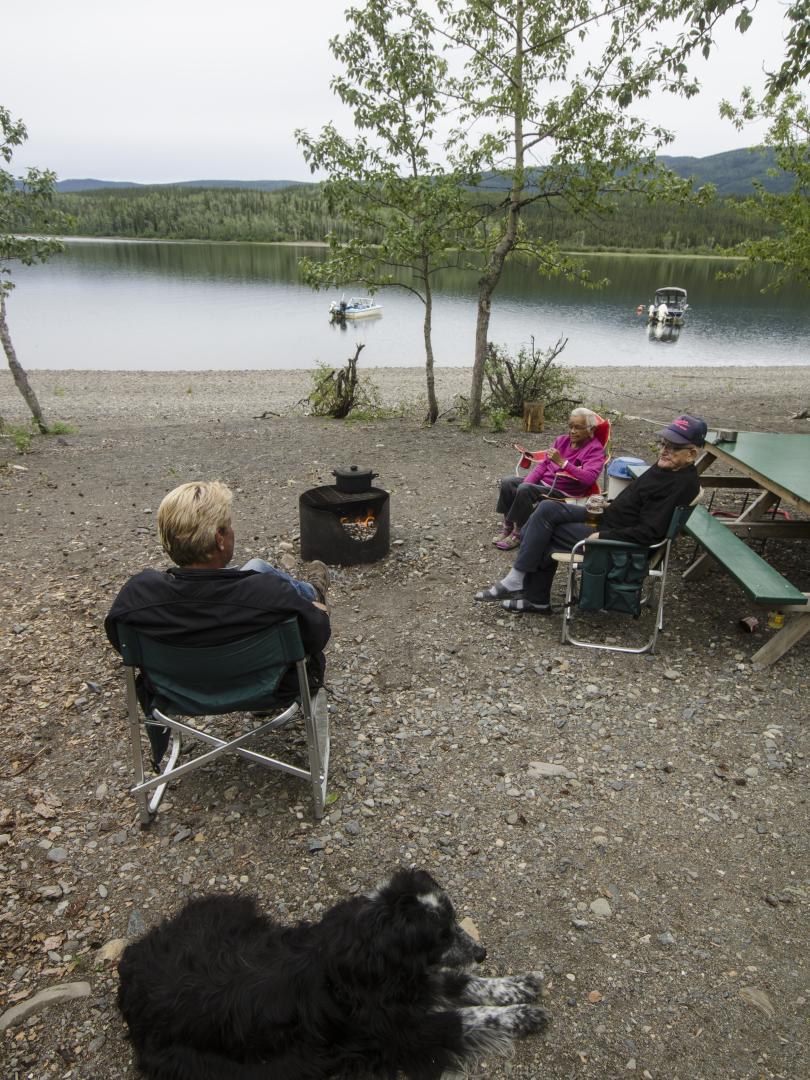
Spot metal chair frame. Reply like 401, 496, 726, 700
117, 619, 329, 825
558, 501, 698, 655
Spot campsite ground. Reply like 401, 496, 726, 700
1, 365, 808, 1079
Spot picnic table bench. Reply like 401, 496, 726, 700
683, 506, 806, 606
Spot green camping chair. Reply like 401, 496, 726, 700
116, 618, 329, 825
558, 503, 697, 655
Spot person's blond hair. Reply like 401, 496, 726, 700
157, 481, 233, 566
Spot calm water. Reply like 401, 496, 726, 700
9, 239, 810, 369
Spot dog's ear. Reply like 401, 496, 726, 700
382, 868, 440, 900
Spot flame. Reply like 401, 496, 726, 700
340, 510, 376, 528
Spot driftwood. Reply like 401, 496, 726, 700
311, 344, 365, 419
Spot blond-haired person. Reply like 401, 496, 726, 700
105, 481, 331, 764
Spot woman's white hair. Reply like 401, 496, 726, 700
569, 407, 598, 431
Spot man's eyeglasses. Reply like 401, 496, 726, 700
657, 439, 695, 452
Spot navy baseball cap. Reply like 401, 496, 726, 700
656, 414, 707, 447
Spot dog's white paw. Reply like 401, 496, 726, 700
463, 972, 545, 1005
512, 972, 544, 1001
512, 1004, 551, 1036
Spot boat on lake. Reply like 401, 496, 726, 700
646, 286, 688, 325
329, 296, 382, 322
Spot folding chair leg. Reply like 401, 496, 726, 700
297, 662, 330, 819
125, 667, 152, 826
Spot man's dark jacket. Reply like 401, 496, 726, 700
599, 463, 699, 545
105, 566, 331, 702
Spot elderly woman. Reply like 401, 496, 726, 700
493, 408, 607, 550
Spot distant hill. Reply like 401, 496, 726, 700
657, 147, 789, 196
54, 148, 787, 197
55, 178, 308, 193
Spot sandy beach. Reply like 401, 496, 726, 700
1, 363, 808, 1079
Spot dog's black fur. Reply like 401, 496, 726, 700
118, 868, 549, 1079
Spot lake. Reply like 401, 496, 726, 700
9, 239, 809, 370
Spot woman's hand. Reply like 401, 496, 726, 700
547, 447, 566, 467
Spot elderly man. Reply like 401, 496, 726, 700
493, 407, 607, 550
475, 414, 706, 613
105, 481, 331, 761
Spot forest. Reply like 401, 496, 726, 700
51, 183, 773, 254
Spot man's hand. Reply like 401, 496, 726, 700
588, 532, 600, 540
547, 447, 566, 467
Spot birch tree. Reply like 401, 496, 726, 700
1, 107, 68, 432
436, 0, 751, 424
296, 0, 478, 423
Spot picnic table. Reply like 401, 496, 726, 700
682, 431, 810, 669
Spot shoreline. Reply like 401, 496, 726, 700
2, 366, 808, 434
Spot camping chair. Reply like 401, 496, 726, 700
557, 499, 699, 655
116, 618, 330, 825
513, 414, 611, 497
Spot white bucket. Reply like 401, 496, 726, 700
607, 474, 632, 501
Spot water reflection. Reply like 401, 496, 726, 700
648, 322, 682, 345
10, 240, 810, 370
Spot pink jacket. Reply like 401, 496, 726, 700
523, 434, 606, 497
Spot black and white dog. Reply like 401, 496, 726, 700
118, 868, 549, 1079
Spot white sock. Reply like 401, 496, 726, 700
502, 568, 525, 590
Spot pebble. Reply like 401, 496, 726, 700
0, 982, 91, 1032
527, 761, 574, 779
127, 910, 146, 938
46, 847, 68, 863
37, 885, 63, 901
590, 898, 612, 917
94, 938, 128, 965
658, 932, 676, 946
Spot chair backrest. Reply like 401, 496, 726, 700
592, 415, 610, 449
116, 618, 306, 717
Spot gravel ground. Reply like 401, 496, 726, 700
1, 366, 808, 1079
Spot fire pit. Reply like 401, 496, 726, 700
299, 475, 390, 566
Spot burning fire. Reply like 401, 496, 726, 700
340, 510, 376, 528
339, 509, 378, 540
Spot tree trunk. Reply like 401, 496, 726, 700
422, 259, 438, 425
468, 0, 526, 427
0, 291, 48, 433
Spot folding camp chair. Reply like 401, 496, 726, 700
557, 501, 698, 655
116, 617, 329, 825
513, 414, 611, 497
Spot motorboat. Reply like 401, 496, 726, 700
329, 296, 382, 322
646, 286, 688, 325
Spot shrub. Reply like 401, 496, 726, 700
484, 335, 580, 421
307, 344, 382, 420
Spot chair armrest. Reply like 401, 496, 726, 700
570, 537, 650, 556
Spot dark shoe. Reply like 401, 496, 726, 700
303, 559, 330, 603
475, 583, 523, 602
501, 599, 552, 614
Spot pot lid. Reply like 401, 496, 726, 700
333, 465, 375, 476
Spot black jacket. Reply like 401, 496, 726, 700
600, 463, 699, 546
105, 566, 331, 700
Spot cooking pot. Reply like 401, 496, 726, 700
332, 465, 378, 493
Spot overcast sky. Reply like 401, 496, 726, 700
4, 0, 791, 184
